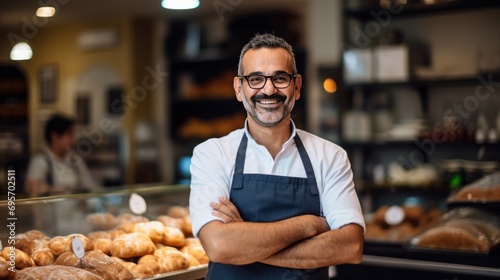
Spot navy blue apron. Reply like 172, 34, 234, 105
206, 133, 329, 280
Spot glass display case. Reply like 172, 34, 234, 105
0, 184, 207, 280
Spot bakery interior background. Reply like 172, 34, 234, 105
0, 0, 500, 195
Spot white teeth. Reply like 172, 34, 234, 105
259, 100, 278, 104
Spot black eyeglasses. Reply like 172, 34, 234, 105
239, 73, 296, 89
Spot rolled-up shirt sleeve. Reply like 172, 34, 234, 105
189, 140, 230, 237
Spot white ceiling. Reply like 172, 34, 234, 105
0, 0, 309, 29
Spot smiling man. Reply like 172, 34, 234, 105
189, 33, 365, 279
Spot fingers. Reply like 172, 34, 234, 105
210, 197, 243, 223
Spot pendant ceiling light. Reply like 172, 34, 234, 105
161, 0, 200, 10
10, 42, 33, 61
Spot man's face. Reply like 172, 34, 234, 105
234, 47, 302, 127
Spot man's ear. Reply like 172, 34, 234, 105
234, 77, 243, 102
294, 74, 302, 100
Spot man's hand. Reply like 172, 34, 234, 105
210, 197, 244, 223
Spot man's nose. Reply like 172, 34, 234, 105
262, 77, 278, 94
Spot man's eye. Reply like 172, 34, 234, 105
249, 76, 264, 82
273, 75, 288, 82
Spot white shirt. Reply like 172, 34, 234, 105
26, 148, 100, 193
189, 121, 365, 237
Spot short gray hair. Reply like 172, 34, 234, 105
237, 33, 297, 76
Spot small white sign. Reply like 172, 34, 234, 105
384, 205, 405, 225
72, 236, 85, 259
129, 193, 147, 215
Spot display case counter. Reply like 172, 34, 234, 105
0, 184, 208, 280
336, 241, 500, 280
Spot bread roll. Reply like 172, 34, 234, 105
31, 248, 55, 266
167, 206, 189, 218
55, 250, 134, 280
138, 254, 161, 274
180, 215, 193, 236
49, 236, 72, 256
184, 237, 201, 246
0, 256, 14, 279
154, 248, 189, 273
133, 221, 167, 243
181, 244, 209, 264
86, 213, 119, 231
15, 230, 48, 250
110, 232, 155, 258
22, 239, 49, 257
0, 248, 35, 269
13, 265, 105, 280
121, 262, 155, 278
186, 254, 200, 267
164, 226, 186, 247
69, 234, 94, 252
92, 238, 112, 255
156, 215, 183, 229
87, 230, 126, 241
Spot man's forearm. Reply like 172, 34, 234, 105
260, 224, 364, 268
198, 214, 329, 265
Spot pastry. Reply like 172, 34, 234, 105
86, 213, 119, 231
110, 232, 155, 258
154, 248, 189, 273
15, 230, 48, 250
138, 254, 161, 274
31, 248, 55, 266
181, 244, 209, 264
167, 206, 189, 218
133, 221, 167, 243
0, 256, 14, 279
92, 238, 112, 255
22, 239, 49, 257
164, 226, 186, 247
121, 262, 155, 278
156, 215, 183, 229
0, 248, 35, 269
48, 236, 72, 256
180, 215, 193, 236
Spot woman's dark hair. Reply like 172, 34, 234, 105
44, 114, 75, 145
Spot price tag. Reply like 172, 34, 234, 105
72, 236, 85, 259
129, 193, 147, 215
384, 205, 405, 225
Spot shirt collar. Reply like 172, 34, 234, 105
243, 118, 297, 148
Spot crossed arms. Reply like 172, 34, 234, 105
198, 197, 364, 268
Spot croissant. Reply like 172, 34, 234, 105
110, 232, 155, 258
0, 248, 35, 269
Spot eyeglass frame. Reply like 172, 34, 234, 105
238, 73, 297, 89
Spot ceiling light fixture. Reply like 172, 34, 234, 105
10, 42, 33, 61
161, 0, 200, 10
36, 7, 56, 17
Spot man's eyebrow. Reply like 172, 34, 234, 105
245, 70, 290, 76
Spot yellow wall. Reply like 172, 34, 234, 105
1, 18, 158, 184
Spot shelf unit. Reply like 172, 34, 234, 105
0, 64, 29, 195
336, 1, 500, 279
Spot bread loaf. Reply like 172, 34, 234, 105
55, 250, 134, 280
31, 248, 55, 266
0, 248, 35, 269
121, 261, 155, 278
110, 232, 155, 258
13, 265, 105, 280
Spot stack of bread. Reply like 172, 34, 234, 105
447, 171, 500, 203
364, 204, 442, 243
0, 206, 208, 279
409, 207, 500, 254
